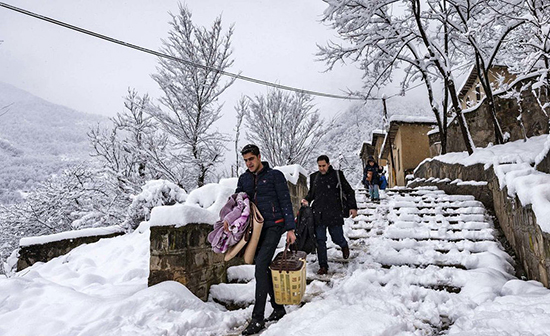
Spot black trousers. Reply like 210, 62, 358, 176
252, 225, 284, 320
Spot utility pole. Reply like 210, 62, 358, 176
382, 98, 397, 186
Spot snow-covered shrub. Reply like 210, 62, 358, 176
124, 179, 187, 229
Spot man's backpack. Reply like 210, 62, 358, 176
294, 205, 316, 254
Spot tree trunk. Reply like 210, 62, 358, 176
447, 79, 475, 154
477, 61, 504, 144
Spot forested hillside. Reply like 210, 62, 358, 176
0, 82, 106, 203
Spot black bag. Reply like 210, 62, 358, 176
336, 170, 351, 217
294, 205, 316, 254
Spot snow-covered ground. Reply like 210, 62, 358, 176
2, 186, 550, 335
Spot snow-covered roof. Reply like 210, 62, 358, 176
19, 226, 125, 247
457, 64, 512, 101
379, 116, 437, 158
389, 115, 437, 124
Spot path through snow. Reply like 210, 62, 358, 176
2, 187, 550, 335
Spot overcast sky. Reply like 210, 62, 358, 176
0, 0, 370, 128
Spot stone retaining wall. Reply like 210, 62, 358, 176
17, 231, 124, 271
413, 159, 550, 287
148, 224, 241, 301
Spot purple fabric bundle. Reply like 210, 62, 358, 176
208, 192, 251, 253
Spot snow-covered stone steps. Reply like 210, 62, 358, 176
380, 262, 468, 270
382, 238, 499, 250
380, 282, 462, 294
226, 265, 255, 283
390, 220, 491, 230
209, 265, 256, 310
209, 281, 255, 310
386, 237, 495, 244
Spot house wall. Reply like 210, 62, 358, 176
461, 68, 517, 109
448, 83, 549, 152
388, 124, 434, 186
373, 135, 388, 167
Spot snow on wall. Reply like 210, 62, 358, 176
149, 165, 306, 227
19, 226, 125, 247
423, 135, 550, 232
273, 164, 308, 185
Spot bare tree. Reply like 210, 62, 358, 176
243, 89, 328, 166
318, 0, 476, 154
438, 0, 526, 145
151, 4, 234, 189
503, 0, 550, 111
232, 96, 247, 177
89, 89, 165, 192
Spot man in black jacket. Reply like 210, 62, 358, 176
302, 155, 357, 275
236, 144, 296, 335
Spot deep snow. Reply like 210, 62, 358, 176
3, 186, 550, 335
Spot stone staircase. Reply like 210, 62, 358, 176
209, 186, 513, 334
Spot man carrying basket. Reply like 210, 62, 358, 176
235, 144, 296, 335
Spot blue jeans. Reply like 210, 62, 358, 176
315, 224, 348, 269
369, 183, 380, 200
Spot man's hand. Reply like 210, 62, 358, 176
349, 209, 357, 218
223, 220, 229, 232
286, 230, 296, 244
301, 199, 308, 206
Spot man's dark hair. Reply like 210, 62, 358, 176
317, 155, 330, 164
241, 144, 260, 156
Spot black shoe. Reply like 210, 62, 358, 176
242, 318, 265, 335
317, 267, 328, 275
266, 308, 286, 322
342, 246, 350, 259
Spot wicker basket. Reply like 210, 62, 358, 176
270, 249, 307, 305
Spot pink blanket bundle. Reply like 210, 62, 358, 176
208, 192, 251, 254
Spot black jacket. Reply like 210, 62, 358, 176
295, 205, 316, 254
363, 163, 383, 186
236, 162, 295, 231
304, 166, 357, 226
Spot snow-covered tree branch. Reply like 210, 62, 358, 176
151, 4, 234, 189
243, 89, 329, 167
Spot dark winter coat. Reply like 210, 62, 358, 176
236, 162, 295, 231
304, 166, 357, 226
363, 162, 383, 186
295, 205, 316, 254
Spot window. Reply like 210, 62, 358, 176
475, 85, 481, 101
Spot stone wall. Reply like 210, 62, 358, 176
288, 174, 309, 215
148, 224, 241, 301
17, 231, 124, 271
148, 175, 309, 301
446, 83, 548, 153
413, 159, 550, 287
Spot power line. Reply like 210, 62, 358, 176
0, 2, 373, 101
